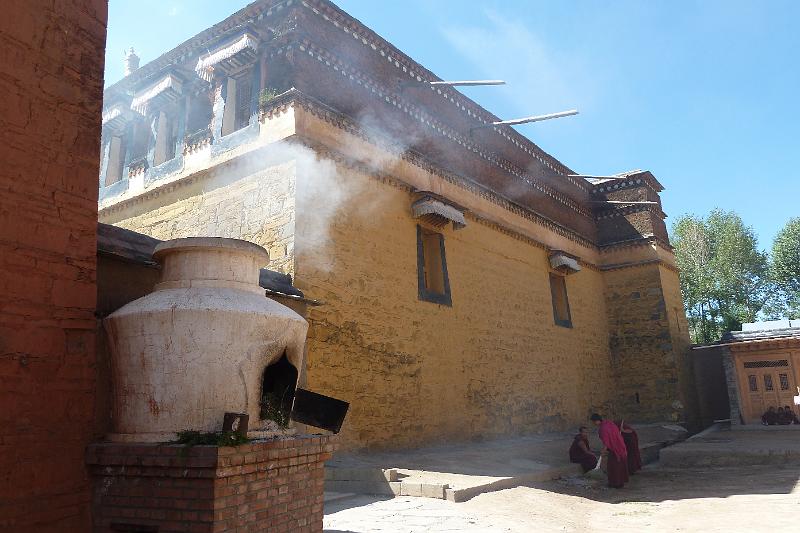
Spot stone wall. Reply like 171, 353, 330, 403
658, 264, 700, 429
86, 435, 333, 532
721, 347, 743, 424
103, 159, 297, 275
295, 163, 616, 450
602, 263, 696, 425
0, 1, 106, 530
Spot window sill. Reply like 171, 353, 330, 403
418, 290, 452, 307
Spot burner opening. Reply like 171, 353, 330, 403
259, 353, 298, 427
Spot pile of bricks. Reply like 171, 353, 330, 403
86, 435, 334, 532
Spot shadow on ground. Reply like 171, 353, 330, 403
530, 463, 799, 504
325, 494, 393, 515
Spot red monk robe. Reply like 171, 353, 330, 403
615, 420, 642, 474
598, 419, 629, 488
569, 431, 598, 473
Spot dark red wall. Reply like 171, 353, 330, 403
0, 1, 107, 530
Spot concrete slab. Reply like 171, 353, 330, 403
323, 491, 359, 504
660, 424, 800, 467
325, 465, 800, 533
326, 423, 687, 501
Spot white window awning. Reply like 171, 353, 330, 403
102, 102, 137, 132
412, 196, 466, 230
195, 33, 259, 81
130, 74, 183, 115
549, 252, 581, 274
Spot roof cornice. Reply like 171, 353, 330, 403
282, 39, 592, 219
276, 90, 598, 247
104, 0, 586, 197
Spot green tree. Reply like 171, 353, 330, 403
672, 210, 769, 343
767, 217, 800, 318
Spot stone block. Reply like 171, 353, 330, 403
399, 482, 423, 497
420, 483, 447, 499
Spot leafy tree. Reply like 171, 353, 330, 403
767, 218, 800, 319
672, 210, 769, 343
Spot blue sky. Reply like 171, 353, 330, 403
105, 0, 799, 249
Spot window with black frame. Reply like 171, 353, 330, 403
549, 273, 572, 328
417, 225, 451, 306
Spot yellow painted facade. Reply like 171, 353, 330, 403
101, 154, 298, 275
100, 105, 695, 451
295, 165, 616, 449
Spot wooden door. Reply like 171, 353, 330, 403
741, 358, 796, 422
774, 370, 797, 413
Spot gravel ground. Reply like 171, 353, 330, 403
324, 464, 800, 533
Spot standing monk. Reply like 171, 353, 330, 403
591, 413, 629, 488
615, 419, 642, 474
569, 426, 598, 473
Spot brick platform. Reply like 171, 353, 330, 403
86, 435, 335, 532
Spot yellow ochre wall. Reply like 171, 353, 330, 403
293, 162, 616, 450
601, 261, 696, 426
100, 159, 297, 275
98, 111, 693, 450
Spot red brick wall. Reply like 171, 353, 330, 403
86, 436, 334, 533
0, 1, 107, 531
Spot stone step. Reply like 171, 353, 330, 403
324, 479, 449, 498
324, 466, 398, 482
445, 464, 581, 503
659, 445, 800, 467
324, 464, 582, 502
323, 428, 687, 502
325, 466, 441, 498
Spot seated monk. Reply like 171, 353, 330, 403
762, 406, 778, 425
615, 419, 642, 474
569, 426, 598, 473
591, 413, 629, 488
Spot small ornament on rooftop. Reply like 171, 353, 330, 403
124, 47, 140, 77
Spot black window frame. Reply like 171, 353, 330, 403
416, 225, 452, 306
549, 272, 573, 328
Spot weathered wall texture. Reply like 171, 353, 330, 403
102, 159, 297, 275
295, 163, 616, 450
103, 126, 696, 451
658, 265, 699, 428
0, 0, 107, 530
603, 263, 696, 425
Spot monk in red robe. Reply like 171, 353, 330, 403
591, 413, 629, 488
615, 420, 642, 474
569, 426, 598, 473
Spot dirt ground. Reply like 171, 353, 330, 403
324, 464, 800, 532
